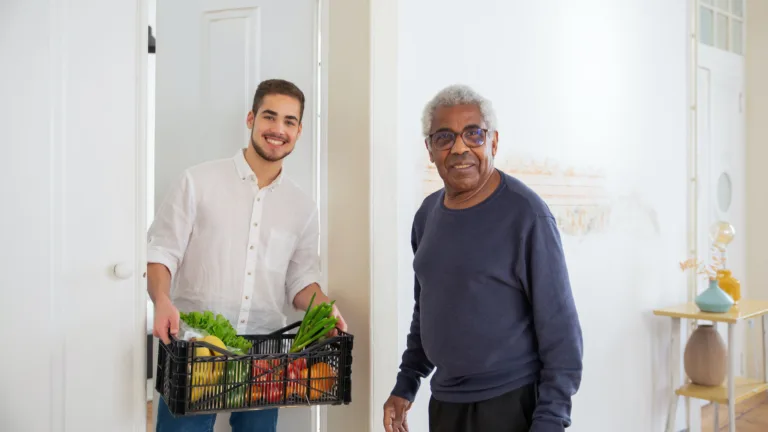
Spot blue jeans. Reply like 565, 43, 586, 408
156, 397, 278, 432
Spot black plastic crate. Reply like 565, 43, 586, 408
156, 321, 353, 416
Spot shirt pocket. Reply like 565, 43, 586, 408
265, 229, 297, 273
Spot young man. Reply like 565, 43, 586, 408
148, 79, 346, 432
383, 85, 583, 432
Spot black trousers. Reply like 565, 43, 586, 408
428, 383, 537, 432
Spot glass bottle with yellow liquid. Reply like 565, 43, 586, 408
717, 269, 741, 303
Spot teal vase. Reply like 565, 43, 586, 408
696, 278, 734, 313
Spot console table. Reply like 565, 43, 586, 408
653, 300, 768, 432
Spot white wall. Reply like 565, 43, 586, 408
372, 1, 691, 431
746, 0, 768, 379
1, 4, 58, 429
325, 0, 372, 431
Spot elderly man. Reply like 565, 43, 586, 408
383, 85, 583, 432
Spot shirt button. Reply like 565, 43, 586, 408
240, 319, 245, 323
247, 272, 252, 276
249, 245, 254, 250
257, 197, 261, 202
253, 222, 258, 227
245, 296, 249, 300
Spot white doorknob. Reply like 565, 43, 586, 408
113, 263, 134, 279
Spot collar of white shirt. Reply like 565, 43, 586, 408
233, 148, 284, 191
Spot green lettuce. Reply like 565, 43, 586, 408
179, 310, 253, 354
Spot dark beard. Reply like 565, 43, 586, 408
251, 134, 292, 162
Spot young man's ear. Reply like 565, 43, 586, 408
246, 111, 255, 129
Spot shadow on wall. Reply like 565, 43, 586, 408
423, 156, 661, 238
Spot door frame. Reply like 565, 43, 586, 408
135, 0, 151, 430
315, 1, 330, 430
686, 0, 702, 430
135, 0, 330, 430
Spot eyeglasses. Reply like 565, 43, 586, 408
427, 126, 489, 151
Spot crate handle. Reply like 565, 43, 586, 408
266, 320, 302, 336
267, 320, 348, 338
166, 333, 247, 359
295, 330, 349, 353
263, 321, 348, 354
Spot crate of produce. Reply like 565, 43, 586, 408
156, 297, 353, 416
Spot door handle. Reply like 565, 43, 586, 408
113, 262, 134, 279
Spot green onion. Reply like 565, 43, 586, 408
289, 299, 338, 353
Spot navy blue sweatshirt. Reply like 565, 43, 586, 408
391, 171, 583, 431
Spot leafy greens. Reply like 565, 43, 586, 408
179, 310, 253, 354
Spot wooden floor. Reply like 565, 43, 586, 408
146, 396, 768, 431
702, 392, 768, 432
147, 402, 152, 431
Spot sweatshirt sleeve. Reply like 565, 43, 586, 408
391, 219, 435, 402
518, 216, 583, 431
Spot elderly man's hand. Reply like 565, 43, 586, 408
383, 395, 411, 432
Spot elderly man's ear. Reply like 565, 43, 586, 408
425, 140, 435, 163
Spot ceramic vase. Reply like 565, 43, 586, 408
695, 278, 734, 313
683, 324, 727, 386
717, 269, 741, 303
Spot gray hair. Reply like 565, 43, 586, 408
421, 84, 498, 137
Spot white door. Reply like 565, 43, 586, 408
696, 44, 745, 299
153, 1, 320, 431
695, 7, 746, 283
0, 1, 146, 431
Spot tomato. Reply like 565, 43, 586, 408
262, 382, 283, 404
287, 358, 307, 380
250, 381, 283, 404
286, 358, 308, 398
252, 359, 279, 379
251, 359, 284, 405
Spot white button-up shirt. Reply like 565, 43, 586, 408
147, 150, 320, 334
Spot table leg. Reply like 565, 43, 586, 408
714, 403, 719, 430
763, 315, 768, 383
727, 323, 735, 432
666, 318, 681, 432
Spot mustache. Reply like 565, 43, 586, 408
446, 155, 478, 166
262, 132, 288, 141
